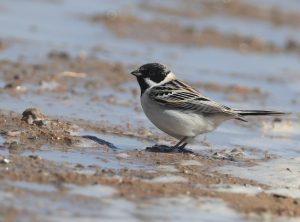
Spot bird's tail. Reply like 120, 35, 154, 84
234, 110, 288, 122
235, 110, 287, 116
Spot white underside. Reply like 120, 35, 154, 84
141, 91, 231, 141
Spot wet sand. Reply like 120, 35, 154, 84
0, 0, 300, 221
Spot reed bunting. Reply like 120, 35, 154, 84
131, 63, 285, 150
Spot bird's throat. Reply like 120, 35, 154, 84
137, 77, 150, 96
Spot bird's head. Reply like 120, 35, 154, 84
130, 63, 175, 95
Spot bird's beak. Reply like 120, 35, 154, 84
130, 69, 141, 77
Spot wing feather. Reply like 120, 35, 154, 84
149, 80, 235, 115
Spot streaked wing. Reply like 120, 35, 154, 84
149, 80, 234, 114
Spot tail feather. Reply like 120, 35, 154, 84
235, 110, 287, 116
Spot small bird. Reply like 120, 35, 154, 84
131, 63, 286, 150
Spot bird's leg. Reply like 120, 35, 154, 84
172, 138, 193, 154
179, 143, 188, 149
178, 142, 194, 154
174, 137, 188, 148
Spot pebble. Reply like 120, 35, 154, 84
0, 157, 10, 164
5, 130, 21, 137
21, 108, 46, 125
28, 155, 42, 160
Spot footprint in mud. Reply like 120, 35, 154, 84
211, 148, 245, 161
145, 144, 195, 154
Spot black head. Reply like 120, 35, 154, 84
130, 63, 173, 95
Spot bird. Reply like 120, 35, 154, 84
130, 63, 286, 150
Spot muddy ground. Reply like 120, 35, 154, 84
0, 0, 300, 221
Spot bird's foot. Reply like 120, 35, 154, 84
145, 144, 174, 153
176, 146, 194, 154
145, 144, 194, 154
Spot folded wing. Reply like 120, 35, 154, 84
149, 80, 236, 115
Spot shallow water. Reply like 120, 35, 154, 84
244, 0, 300, 12
13, 181, 57, 193
0, 130, 153, 172
219, 157, 300, 189
0, 180, 250, 222
21, 148, 154, 171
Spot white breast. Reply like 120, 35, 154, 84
141, 91, 217, 140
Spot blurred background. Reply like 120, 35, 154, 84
1, 0, 300, 117
0, 0, 300, 221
